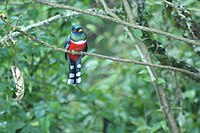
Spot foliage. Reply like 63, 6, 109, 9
0, 0, 200, 132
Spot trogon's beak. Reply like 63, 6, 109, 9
78, 29, 83, 32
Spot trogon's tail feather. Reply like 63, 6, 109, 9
67, 57, 82, 84
75, 57, 82, 84
68, 59, 76, 84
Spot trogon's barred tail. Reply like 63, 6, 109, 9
67, 57, 82, 84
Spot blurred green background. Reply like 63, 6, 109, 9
0, 0, 200, 132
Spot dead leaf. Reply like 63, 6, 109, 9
11, 66, 25, 102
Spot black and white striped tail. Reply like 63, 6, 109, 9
68, 58, 82, 84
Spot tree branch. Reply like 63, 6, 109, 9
0, 7, 194, 83
163, 0, 200, 56
1, 1, 198, 81
12, 29, 198, 80
0, 8, 122, 46
1, 6, 199, 81
135, 1, 200, 82
33, 0, 200, 46
122, 1, 179, 132
1, 12, 78, 46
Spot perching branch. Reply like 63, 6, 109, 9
1, 7, 199, 81
0, 1, 198, 82
34, 0, 200, 46
0, 14, 196, 81
20, 30, 200, 79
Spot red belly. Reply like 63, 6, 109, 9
67, 40, 86, 62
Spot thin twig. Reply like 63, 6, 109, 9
0, 12, 79, 45
163, 0, 174, 7
0, 8, 122, 46
187, 8, 200, 12
34, 0, 200, 46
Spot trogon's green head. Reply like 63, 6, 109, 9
70, 25, 87, 41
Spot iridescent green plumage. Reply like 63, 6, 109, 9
70, 25, 87, 41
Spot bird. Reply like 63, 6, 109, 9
64, 25, 87, 84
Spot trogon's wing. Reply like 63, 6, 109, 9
81, 43, 87, 58
84, 43, 88, 52
84, 33, 88, 52
64, 35, 70, 61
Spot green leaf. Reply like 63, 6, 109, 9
133, 29, 143, 38
150, 123, 161, 133
157, 78, 166, 84
143, 77, 152, 82
39, 116, 51, 133
95, 35, 105, 44
160, 120, 168, 132
177, 112, 185, 126
21, 125, 41, 133
183, 90, 196, 99
7, 121, 26, 133
86, 24, 97, 33
31, 121, 39, 127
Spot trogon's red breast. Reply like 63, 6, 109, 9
67, 39, 87, 62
